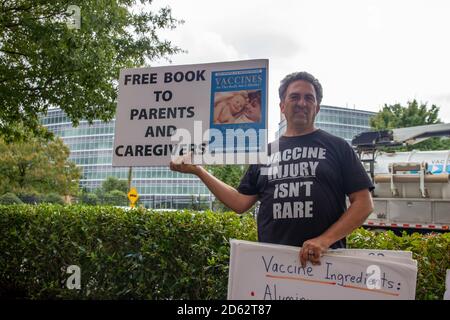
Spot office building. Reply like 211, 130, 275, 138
41, 108, 212, 209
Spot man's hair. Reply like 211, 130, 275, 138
278, 72, 323, 105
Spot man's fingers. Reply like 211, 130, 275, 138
170, 162, 184, 173
170, 161, 179, 172
300, 248, 309, 268
170, 160, 198, 175
310, 253, 321, 265
300, 246, 323, 267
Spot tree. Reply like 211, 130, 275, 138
370, 100, 440, 129
93, 176, 129, 205
205, 165, 248, 212
206, 165, 248, 189
101, 176, 128, 193
79, 190, 99, 205
102, 190, 128, 206
370, 100, 450, 151
0, 0, 182, 140
0, 134, 81, 196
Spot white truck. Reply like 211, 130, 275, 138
352, 123, 450, 232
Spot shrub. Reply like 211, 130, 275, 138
16, 191, 42, 204
0, 193, 23, 205
0, 205, 257, 299
101, 190, 127, 206
0, 205, 447, 300
41, 193, 64, 205
80, 193, 99, 206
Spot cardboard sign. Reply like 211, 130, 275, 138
444, 269, 450, 300
328, 248, 416, 266
227, 240, 418, 300
113, 59, 268, 166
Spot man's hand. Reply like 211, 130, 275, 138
298, 189, 373, 268
169, 152, 201, 175
299, 236, 331, 267
169, 161, 201, 175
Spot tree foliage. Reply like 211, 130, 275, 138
78, 176, 128, 206
206, 165, 248, 211
0, 0, 182, 140
370, 99, 440, 129
79, 191, 99, 206
0, 134, 81, 196
206, 165, 248, 190
102, 190, 128, 206
101, 176, 128, 194
370, 100, 450, 151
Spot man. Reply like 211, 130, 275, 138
170, 71, 374, 267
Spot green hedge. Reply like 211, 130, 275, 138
0, 205, 448, 299
0, 204, 256, 299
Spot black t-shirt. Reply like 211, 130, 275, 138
238, 129, 374, 248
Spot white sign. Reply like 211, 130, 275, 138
329, 248, 416, 266
444, 269, 450, 300
113, 59, 268, 166
228, 240, 418, 300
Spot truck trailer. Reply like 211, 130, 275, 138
352, 123, 450, 232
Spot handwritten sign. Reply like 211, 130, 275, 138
328, 248, 416, 266
444, 269, 450, 300
227, 240, 417, 300
113, 59, 268, 166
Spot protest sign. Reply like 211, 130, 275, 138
113, 59, 268, 166
444, 269, 450, 300
227, 240, 417, 300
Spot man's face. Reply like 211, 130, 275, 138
280, 80, 320, 130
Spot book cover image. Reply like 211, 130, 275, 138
212, 90, 262, 125
209, 68, 267, 153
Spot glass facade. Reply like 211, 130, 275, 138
276, 105, 376, 142
41, 109, 212, 209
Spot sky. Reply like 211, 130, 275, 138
150, 0, 450, 141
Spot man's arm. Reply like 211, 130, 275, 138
170, 162, 258, 214
299, 189, 374, 267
